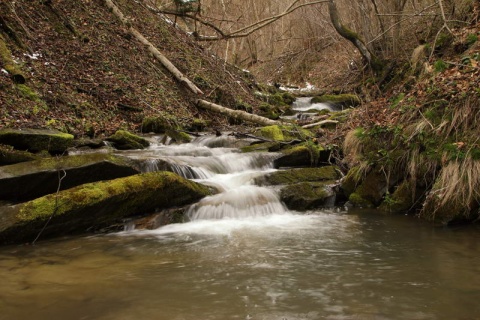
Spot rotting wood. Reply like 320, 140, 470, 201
302, 120, 338, 129
104, 0, 204, 95
196, 99, 279, 126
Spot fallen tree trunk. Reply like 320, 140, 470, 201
196, 99, 279, 126
104, 0, 204, 95
302, 119, 338, 129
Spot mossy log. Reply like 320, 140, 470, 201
196, 99, 279, 126
0, 171, 213, 244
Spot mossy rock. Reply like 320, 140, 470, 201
280, 182, 336, 211
0, 144, 38, 166
378, 180, 419, 213
281, 92, 296, 105
254, 125, 315, 142
257, 166, 341, 186
187, 118, 210, 132
311, 94, 360, 108
347, 168, 398, 208
257, 103, 280, 120
340, 166, 364, 198
141, 113, 179, 134
106, 130, 150, 150
273, 142, 328, 168
0, 153, 140, 202
0, 171, 212, 244
0, 128, 74, 154
166, 129, 192, 143
240, 141, 282, 153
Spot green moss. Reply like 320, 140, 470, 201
0, 128, 74, 154
141, 114, 179, 134
281, 92, 296, 105
348, 192, 374, 208
166, 129, 192, 143
280, 182, 334, 210
259, 125, 284, 141
107, 130, 149, 150
466, 33, 478, 46
16, 84, 41, 101
0, 144, 38, 165
260, 166, 341, 185
434, 60, 448, 72
240, 141, 281, 153
379, 180, 416, 213
17, 171, 212, 223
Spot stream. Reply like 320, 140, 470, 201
1, 135, 480, 319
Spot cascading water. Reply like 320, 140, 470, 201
118, 134, 288, 221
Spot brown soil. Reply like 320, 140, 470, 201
0, 0, 262, 138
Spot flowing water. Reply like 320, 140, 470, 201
1, 136, 480, 320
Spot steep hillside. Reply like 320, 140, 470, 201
338, 10, 480, 225
0, 0, 263, 137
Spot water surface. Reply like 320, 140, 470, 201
1, 209, 479, 320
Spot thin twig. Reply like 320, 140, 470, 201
32, 169, 66, 245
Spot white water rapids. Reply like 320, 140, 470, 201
119, 135, 288, 222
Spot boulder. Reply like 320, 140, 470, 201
257, 166, 341, 185
0, 144, 39, 166
256, 166, 341, 211
347, 168, 399, 208
106, 130, 150, 150
280, 182, 336, 210
273, 143, 330, 168
0, 171, 212, 244
0, 128, 74, 154
0, 153, 140, 202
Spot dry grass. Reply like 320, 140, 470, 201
422, 158, 480, 221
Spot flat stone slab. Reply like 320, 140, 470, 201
0, 128, 74, 154
0, 153, 140, 202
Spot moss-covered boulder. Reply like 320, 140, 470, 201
141, 113, 179, 134
0, 153, 140, 202
106, 130, 150, 150
254, 125, 315, 142
311, 94, 361, 108
166, 129, 192, 143
378, 180, 420, 213
0, 144, 39, 166
273, 142, 330, 168
240, 141, 283, 153
257, 166, 341, 186
0, 128, 74, 154
0, 171, 212, 244
347, 168, 398, 208
280, 182, 336, 210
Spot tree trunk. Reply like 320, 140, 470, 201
328, 0, 382, 72
104, 0, 204, 95
196, 99, 279, 126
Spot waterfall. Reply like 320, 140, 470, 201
119, 135, 288, 220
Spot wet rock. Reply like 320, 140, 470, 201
106, 130, 150, 150
273, 143, 330, 168
0, 144, 39, 166
0, 153, 140, 202
257, 166, 341, 185
347, 168, 399, 208
0, 128, 74, 154
280, 182, 336, 210
0, 171, 212, 244
257, 166, 342, 211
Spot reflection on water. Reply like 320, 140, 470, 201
1, 209, 480, 320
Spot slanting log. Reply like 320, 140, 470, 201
104, 0, 204, 95
196, 99, 279, 126
302, 120, 338, 129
